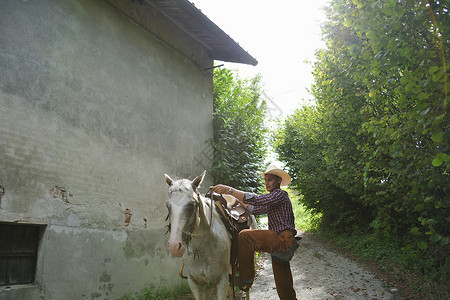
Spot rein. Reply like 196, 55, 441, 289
203, 188, 214, 229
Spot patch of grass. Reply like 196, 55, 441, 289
120, 283, 191, 300
313, 251, 324, 259
285, 188, 321, 232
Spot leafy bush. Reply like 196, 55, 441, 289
120, 283, 191, 300
210, 68, 268, 193
274, 0, 449, 284
288, 188, 321, 232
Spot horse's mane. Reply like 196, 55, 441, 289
168, 178, 196, 194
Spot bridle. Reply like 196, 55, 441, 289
166, 188, 245, 299
165, 189, 214, 247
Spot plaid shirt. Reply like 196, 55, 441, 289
244, 188, 296, 235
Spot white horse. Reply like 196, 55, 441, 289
164, 171, 233, 300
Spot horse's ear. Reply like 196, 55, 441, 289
192, 171, 206, 190
164, 174, 173, 186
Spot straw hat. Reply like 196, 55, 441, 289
259, 164, 291, 186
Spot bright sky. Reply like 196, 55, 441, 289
192, 0, 330, 119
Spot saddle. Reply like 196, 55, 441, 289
206, 191, 251, 233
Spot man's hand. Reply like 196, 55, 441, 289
209, 184, 247, 206
209, 184, 231, 195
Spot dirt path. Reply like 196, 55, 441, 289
248, 230, 404, 300
176, 230, 407, 300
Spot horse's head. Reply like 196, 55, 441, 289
164, 171, 205, 257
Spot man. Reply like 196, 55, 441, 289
210, 165, 298, 300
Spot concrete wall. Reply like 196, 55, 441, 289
0, 0, 213, 299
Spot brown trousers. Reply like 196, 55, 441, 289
238, 229, 297, 300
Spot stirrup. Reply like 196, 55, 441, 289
235, 289, 250, 299
235, 276, 253, 292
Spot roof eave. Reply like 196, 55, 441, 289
104, 0, 257, 68
174, 0, 258, 66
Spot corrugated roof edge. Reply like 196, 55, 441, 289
164, 0, 258, 66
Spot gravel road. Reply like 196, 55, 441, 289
176, 229, 407, 300
246, 230, 404, 300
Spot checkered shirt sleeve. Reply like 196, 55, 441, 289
244, 189, 296, 234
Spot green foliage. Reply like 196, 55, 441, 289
287, 188, 321, 232
120, 283, 191, 300
274, 107, 374, 230
210, 68, 268, 193
274, 0, 449, 283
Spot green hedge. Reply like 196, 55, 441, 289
274, 0, 449, 283
210, 68, 268, 193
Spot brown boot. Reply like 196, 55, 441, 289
235, 276, 253, 292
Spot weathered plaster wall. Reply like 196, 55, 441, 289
0, 0, 213, 299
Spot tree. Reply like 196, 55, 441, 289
274, 0, 449, 281
210, 68, 268, 193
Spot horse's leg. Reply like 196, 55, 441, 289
187, 278, 206, 300
216, 272, 231, 300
